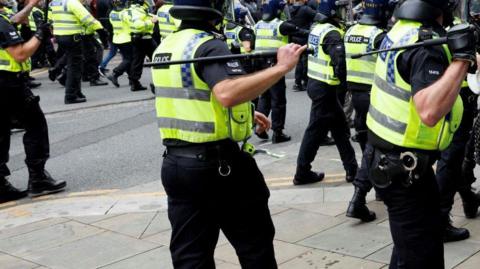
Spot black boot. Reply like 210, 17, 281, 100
48, 68, 59, 81
272, 130, 291, 144
346, 187, 376, 222
107, 73, 120, 88
459, 188, 480, 219
255, 131, 269, 140
90, 77, 108, 86
130, 80, 147, 91
443, 221, 470, 242
0, 177, 28, 203
28, 170, 66, 197
293, 170, 325, 185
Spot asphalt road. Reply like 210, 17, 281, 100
7, 66, 354, 194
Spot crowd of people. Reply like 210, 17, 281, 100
2, 0, 480, 268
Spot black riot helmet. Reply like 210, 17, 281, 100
170, 0, 233, 21
395, 0, 459, 26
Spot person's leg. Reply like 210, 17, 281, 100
129, 38, 147, 90
0, 86, 12, 179
376, 163, 444, 269
351, 91, 370, 152
220, 152, 277, 269
60, 35, 83, 102
270, 77, 287, 133
99, 41, 117, 70
109, 43, 133, 87
162, 154, 221, 269
257, 89, 272, 119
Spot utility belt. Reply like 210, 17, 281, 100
131, 33, 152, 41
369, 146, 435, 189
165, 139, 241, 177
0, 70, 23, 80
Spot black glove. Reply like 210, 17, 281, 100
34, 22, 52, 42
447, 23, 477, 65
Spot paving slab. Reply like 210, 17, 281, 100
216, 262, 241, 269
100, 246, 173, 269
68, 214, 124, 224
279, 249, 385, 269
299, 221, 392, 258
367, 240, 480, 269
139, 211, 171, 238
272, 209, 345, 243
269, 188, 324, 206
91, 212, 157, 238
462, 219, 480, 242
23, 231, 158, 269
0, 252, 39, 269
289, 202, 348, 217
214, 240, 311, 265
0, 218, 69, 240
0, 221, 104, 255
455, 250, 480, 269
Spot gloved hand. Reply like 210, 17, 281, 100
447, 23, 477, 65
34, 22, 52, 42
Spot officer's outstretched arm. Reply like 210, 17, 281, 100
10, 0, 41, 24
213, 44, 307, 108
413, 60, 469, 127
5, 37, 41, 63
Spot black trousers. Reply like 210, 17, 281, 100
353, 143, 374, 192
162, 141, 277, 269
56, 35, 83, 100
113, 42, 133, 78
294, 53, 308, 87
369, 146, 444, 269
82, 34, 102, 81
257, 77, 287, 132
0, 73, 50, 177
297, 80, 357, 173
130, 36, 157, 82
436, 89, 478, 223
352, 91, 370, 152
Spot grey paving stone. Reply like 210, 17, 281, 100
100, 246, 172, 269
272, 209, 344, 243
23, 231, 158, 268
216, 262, 241, 269
69, 214, 123, 224
269, 205, 290, 216
455, 250, 480, 269
289, 202, 348, 217
299, 221, 392, 258
367, 240, 480, 269
91, 212, 157, 238
269, 189, 324, 206
462, 219, 480, 242
139, 211, 171, 238
0, 221, 104, 255
143, 229, 229, 247
215, 240, 311, 265
0, 252, 39, 269
279, 249, 385, 269
0, 218, 69, 240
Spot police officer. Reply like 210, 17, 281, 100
288, 0, 317, 92
151, 0, 306, 267
0, 0, 66, 203
106, 0, 133, 87
156, 0, 179, 40
294, 0, 358, 185
28, 1, 55, 69
254, 0, 309, 143
344, 0, 389, 222
50, 0, 102, 104
366, 0, 475, 266
81, 0, 108, 87
225, 4, 254, 53
128, 0, 157, 92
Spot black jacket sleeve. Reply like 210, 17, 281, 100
279, 21, 309, 37
323, 30, 346, 83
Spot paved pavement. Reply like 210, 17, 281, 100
1, 65, 480, 268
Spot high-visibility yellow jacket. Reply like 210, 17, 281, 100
49, 0, 102, 36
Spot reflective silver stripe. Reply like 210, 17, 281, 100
256, 35, 283, 41
308, 70, 336, 81
54, 20, 79, 24
346, 53, 376, 62
160, 29, 174, 33
0, 59, 10, 65
308, 56, 328, 66
374, 76, 411, 102
156, 87, 211, 101
348, 70, 374, 79
159, 21, 174, 25
113, 27, 123, 31
369, 105, 407, 134
51, 11, 71, 14
158, 118, 215, 134
53, 26, 83, 30
80, 15, 92, 23
255, 48, 277, 52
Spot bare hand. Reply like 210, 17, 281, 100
151, 16, 158, 23
254, 111, 271, 134
27, 0, 42, 7
276, 44, 307, 73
